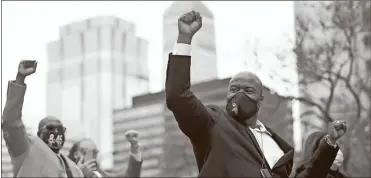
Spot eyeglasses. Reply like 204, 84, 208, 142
41, 125, 66, 133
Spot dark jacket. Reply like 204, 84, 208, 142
165, 54, 295, 177
295, 131, 346, 178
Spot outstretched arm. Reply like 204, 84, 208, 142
2, 77, 31, 157
2, 59, 37, 158
104, 144, 143, 178
295, 121, 347, 178
122, 152, 143, 178
165, 11, 215, 142
295, 137, 339, 178
123, 137, 143, 178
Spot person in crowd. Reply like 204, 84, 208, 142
2, 60, 83, 177
165, 11, 344, 178
295, 120, 348, 178
68, 129, 143, 177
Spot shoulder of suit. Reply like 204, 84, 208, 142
28, 134, 38, 143
206, 104, 224, 123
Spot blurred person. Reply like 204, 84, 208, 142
2, 60, 84, 177
295, 120, 348, 178
68, 129, 143, 177
165, 11, 343, 178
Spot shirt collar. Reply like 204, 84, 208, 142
251, 120, 272, 136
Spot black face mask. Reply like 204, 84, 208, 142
226, 92, 259, 122
41, 130, 65, 153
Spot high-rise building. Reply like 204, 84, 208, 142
162, 1, 218, 86
112, 77, 293, 177
46, 16, 149, 169
1, 127, 33, 177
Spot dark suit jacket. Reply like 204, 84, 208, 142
165, 54, 295, 177
96, 154, 142, 178
295, 131, 345, 178
2, 81, 84, 177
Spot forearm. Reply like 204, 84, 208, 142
122, 144, 142, 178
2, 78, 31, 157
130, 143, 142, 161
165, 35, 214, 141
300, 139, 339, 177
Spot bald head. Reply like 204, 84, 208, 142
228, 71, 263, 99
225, 71, 264, 124
230, 72, 262, 88
38, 115, 63, 130
78, 138, 98, 151
68, 138, 99, 163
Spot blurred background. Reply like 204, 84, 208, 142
1, 1, 370, 177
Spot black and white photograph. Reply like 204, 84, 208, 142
1, 1, 370, 177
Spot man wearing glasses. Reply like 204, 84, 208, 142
68, 130, 143, 177
2, 60, 83, 177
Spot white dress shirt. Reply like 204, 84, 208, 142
172, 43, 285, 168
173, 43, 192, 56
249, 120, 284, 168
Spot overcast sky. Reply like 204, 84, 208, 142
1, 1, 299, 146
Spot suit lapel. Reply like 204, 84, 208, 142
34, 136, 62, 170
60, 154, 76, 176
272, 149, 294, 170
265, 127, 294, 170
222, 110, 264, 164
244, 126, 267, 162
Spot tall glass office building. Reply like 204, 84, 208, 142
46, 16, 149, 169
162, 1, 218, 86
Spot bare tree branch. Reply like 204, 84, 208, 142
250, 1, 370, 176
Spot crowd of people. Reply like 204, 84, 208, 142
2, 11, 348, 178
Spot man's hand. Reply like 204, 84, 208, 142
125, 129, 139, 145
328, 120, 347, 143
16, 60, 38, 84
177, 11, 202, 44
125, 129, 140, 154
76, 157, 97, 177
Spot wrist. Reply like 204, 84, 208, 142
15, 74, 26, 85
177, 34, 193, 44
130, 143, 139, 153
327, 134, 338, 143
325, 134, 338, 148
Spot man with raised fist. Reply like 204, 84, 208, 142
2, 60, 83, 177
68, 129, 143, 177
295, 120, 348, 178
165, 11, 344, 178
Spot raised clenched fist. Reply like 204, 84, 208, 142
328, 120, 347, 142
125, 129, 139, 145
18, 60, 37, 77
178, 11, 202, 38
